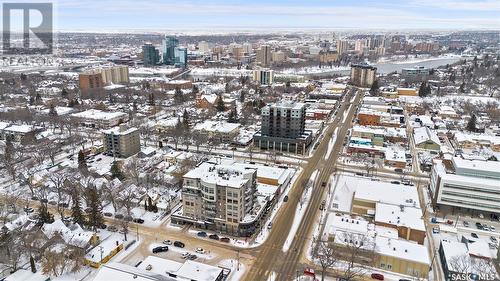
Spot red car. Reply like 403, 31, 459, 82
371, 273, 384, 280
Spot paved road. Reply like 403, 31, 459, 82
243, 88, 364, 281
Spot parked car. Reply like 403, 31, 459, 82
133, 218, 145, 224
187, 254, 197, 260
490, 236, 498, 243
104, 212, 113, 217
152, 246, 168, 253
463, 221, 470, 227
321, 181, 327, 187
490, 226, 496, 232
174, 241, 185, 248
197, 231, 207, 237
476, 222, 483, 229
390, 181, 400, 185
209, 234, 219, 240
483, 225, 490, 231
163, 240, 172, 245
371, 273, 384, 280
394, 168, 403, 173
108, 226, 117, 232
446, 220, 454, 225
220, 237, 230, 243
283, 195, 289, 202
432, 227, 440, 234
195, 248, 205, 254
471, 233, 479, 239
267, 222, 272, 230
181, 252, 190, 259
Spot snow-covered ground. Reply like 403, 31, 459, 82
219, 259, 246, 281
376, 53, 461, 64
324, 128, 339, 160
282, 170, 318, 252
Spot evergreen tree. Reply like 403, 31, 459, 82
369, 80, 379, 96
85, 186, 103, 231
467, 113, 477, 132
192, 85, 199, 95
216, 95, 226, 112
182, 109, 190, 131
77, 150, 87, 171
174, 87, 183, 104
29, 96, 35, 106
48, 104, 57, 117
30, 256, 36, 273
239, 90, 246, 103
418, 82, 431, 97
148, 92, 155, 106
459, 82, 465, 93
35, 93, 42, 102
61, 88, 69, 98
110, 161, 124, 180
228, 109, 238, 123
37, 204, 54, 224
71, 189, 85, 226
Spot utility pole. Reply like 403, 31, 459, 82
237, 249, 240, 271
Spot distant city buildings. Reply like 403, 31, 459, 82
174, 47, 187, 68
402, 66, 431, 80
350, 63, 377, 87
254, 102, 313, 154
336, 39, 349, 55
103, 125, 141, 158
252, 69, 274, 85
162, 36, 179, 65
142, 43, 160, 66
256, 45, 272, 67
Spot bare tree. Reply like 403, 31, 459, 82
336, 232, 378, 281
316, 240, 340, 281
117, 184, 138, 241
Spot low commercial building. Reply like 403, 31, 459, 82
193, 120, 240, 143
397, 88, 418, 96
326, 214, 430, 278
401, 66, 430, 79
454, 131, 500, 152
414, 127, 441, 151
71, 109, 128, 128
430, 157, 500, 214
94, 256, 224, 281
103, 125, 141, 158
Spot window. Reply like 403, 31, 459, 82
386, 264, 392, 270
380, 263, 385, 269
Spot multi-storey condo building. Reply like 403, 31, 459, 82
79, 66, 129, 91
256, 45, 272, 67
253, 69, 274, 85
174, 47, 187, 68
142, 43, 160, 66
173, 161, 258, 236
430, 157, 500, 214
336, 39, 349, 55
103, 125, 140, 158
253, 102, 312, 154
350, 63, 377, 87
79, 72, 103, 92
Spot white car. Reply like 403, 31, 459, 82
490, 226, 496, 232
195, 248, 205, 254
181, 252, 190, 259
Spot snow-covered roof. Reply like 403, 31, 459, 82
184, 161, 255, 189
375, 203, 425, 231
375, 236, 430, 265
353, 177, 420, 207
5, 269, 49, 281
72, 109, 127, 121
94, 262, 177, 281
413, 126, 441, 146
193, 120, 240, 134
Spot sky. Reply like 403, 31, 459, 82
2, 0, 500, 32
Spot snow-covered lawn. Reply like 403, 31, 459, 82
282, 170, 318, 252
324, 128, 338, 160
219, 259, 246, 281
